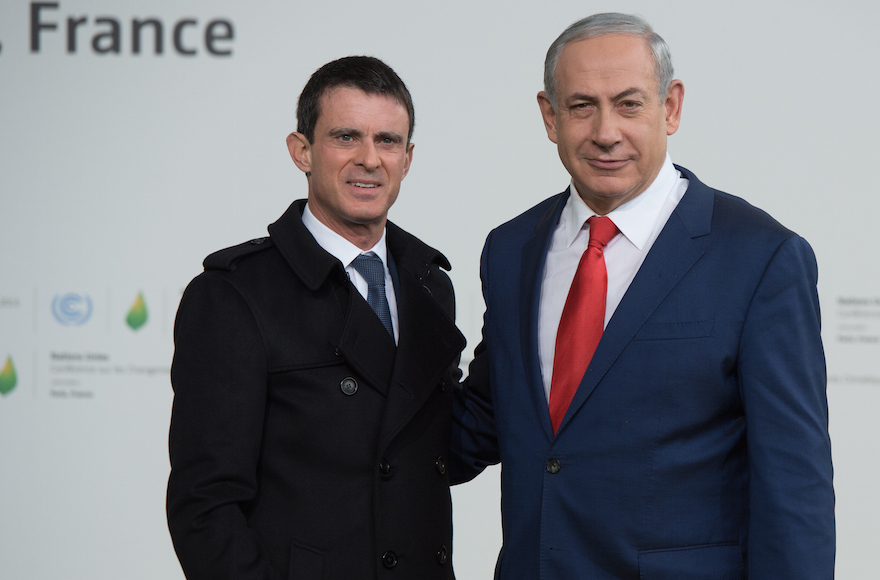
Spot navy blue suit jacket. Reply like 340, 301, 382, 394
451, 166, 835, 579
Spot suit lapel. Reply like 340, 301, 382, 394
555, 172, 714, 435
520, 193, 568, 440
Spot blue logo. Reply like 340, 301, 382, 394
52, 293, 93, 326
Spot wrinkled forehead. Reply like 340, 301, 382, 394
316, 86, 410, 132
556, 35, 657, 95
318, 85, 411, 126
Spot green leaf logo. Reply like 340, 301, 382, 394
126, 292, 149, 330
0, 356, 17, 396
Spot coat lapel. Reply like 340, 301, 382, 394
336, 289, 397, 397
555, 169, 714, 435
376, 226, 466, 450
520, 193, 568, 441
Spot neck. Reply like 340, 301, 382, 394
310, 207, 386, 250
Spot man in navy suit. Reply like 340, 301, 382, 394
451, 13, 835, 579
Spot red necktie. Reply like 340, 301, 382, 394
548, 215, 619, 434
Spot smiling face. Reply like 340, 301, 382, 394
287, 86, 413, 249
538, 34, 683, 215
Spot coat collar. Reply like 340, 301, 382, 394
267, 199, 452, 291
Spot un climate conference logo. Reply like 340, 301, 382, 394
0, 357, 16, 396
52, 292, 93, 326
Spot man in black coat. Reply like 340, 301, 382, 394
167, 56, 465, 580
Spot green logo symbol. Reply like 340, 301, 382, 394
126, 292, 149, 330
0, 356, 17, 396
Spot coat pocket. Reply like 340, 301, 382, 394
638, 542, 743, 579
288, 539, 324, 580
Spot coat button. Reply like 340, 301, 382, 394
437, 545, 448, 565
382, 550, 398, 569
379, 460, 393, 477
435, 456, 447, 475
546, 458, 561, 474
438, 378, 446, 392
340, 377, 358, 396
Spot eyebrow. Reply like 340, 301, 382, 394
568, 87, 648, 103
327, 128, 403, 142
328, 127, 362, 139
612, 88, 647, 101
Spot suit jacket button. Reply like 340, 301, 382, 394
382, 550, 398, 569
437, 545, 448, 565
435, 456, 447, 475
546, 458, 561, 474
340, 377, 358, 396
379, 460, 393, 477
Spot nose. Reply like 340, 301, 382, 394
592, 108, 622, 149
355, 140, 381, 170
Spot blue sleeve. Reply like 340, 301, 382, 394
448, 235, 501, 484
738, 235, 835, 578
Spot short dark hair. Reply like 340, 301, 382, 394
296, 56, 415, 144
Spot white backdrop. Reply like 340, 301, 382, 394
1, 1, 877, 578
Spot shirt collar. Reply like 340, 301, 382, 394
302, 202, 389, 268
562, 154, 678, 251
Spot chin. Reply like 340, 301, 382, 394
344, 207, 388, 225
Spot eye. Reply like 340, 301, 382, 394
568, 102, 594, 117
339, 134, 353, 142
377, 135, 403, 148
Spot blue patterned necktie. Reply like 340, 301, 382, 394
350, 252, 394, 338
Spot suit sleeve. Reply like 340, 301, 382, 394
449, 234, 501, 485
738, 235, 835, 578
166, 273, 282, 580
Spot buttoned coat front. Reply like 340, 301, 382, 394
167, 200, 465, 580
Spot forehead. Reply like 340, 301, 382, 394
316, 86, 409, 131
556, 34, 657, 96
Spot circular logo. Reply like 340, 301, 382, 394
52, 293, 93, 326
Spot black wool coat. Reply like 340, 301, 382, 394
167, 200, 466, 580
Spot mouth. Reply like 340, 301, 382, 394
587, 158, 629, 170
349, 181, 380, 189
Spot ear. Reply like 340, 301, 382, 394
401, 142, 414, 178
537, 91, 559, 144
286, 132, 312, 174
663, 80, 685, 136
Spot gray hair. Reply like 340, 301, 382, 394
543, 13, 674, 108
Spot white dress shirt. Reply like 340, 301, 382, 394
538, 155, 688, 400
302, 203, 399, 344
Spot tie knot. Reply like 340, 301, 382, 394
350, 252, 386, 287
587, 216, 619, 248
